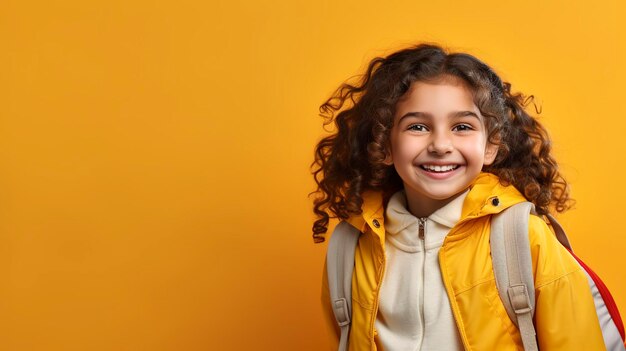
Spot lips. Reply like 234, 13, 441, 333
419, 164, 460, 173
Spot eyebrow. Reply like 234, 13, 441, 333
398, 111, 481, 122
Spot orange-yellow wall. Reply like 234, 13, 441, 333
1, 0, 625, 350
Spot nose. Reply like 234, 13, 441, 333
427, 131, 454, 155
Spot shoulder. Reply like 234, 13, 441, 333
527, 214, 583, 288
527, 216, 606, 349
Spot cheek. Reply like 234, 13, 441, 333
391, 136, 421, 160
460, 137, 488, 160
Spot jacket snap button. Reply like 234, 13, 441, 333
491, 197, 500, 206
372, 219, 380, 228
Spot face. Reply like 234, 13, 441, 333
386, 78, 498, 217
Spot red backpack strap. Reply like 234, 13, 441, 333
568, 249, 625, 342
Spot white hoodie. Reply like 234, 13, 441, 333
374, 189, 467, 351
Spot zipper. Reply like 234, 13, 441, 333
418, 217, 427, 240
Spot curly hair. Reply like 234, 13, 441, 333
311, 43, 572, 243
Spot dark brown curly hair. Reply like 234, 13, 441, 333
311, 43, 572, 243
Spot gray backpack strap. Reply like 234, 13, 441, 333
326, 221, 361, 351
491, 201, 538, 351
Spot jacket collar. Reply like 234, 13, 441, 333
346, 172, 528, 245
461, 172, 527, 220
385, 188, 468, 235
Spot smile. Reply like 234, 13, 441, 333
420, 164, 460, 173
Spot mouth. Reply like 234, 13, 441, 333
419, 164, 461, 173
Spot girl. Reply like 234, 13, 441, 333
312, 43, 607, 350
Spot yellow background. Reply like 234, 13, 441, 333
1, 0, 625, 350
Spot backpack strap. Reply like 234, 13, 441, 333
494, 204, 626, 350
326, 221, 361, 351
545, 213, 573, 251
490, 201, 538, 351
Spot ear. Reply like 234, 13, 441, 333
383, 148, 394, 166
483, 142, 499, 166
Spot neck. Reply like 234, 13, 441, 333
404, 188, 467, 218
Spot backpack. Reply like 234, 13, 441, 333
326, 202, 626, 351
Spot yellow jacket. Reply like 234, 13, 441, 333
322, 172, 606, 350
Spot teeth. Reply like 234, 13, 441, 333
422, 164, 458, 172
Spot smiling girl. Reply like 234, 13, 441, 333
312, 44, 609, 350
384, 78, 498, 218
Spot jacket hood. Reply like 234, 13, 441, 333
346, 172, 528, 246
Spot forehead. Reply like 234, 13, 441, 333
395, 78, 478, 117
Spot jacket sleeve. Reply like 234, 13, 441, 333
321, 257, 340, 350
529, 215, 607, 350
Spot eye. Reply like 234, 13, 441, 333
452, 123, 474, 132
407, 124, 428, 132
